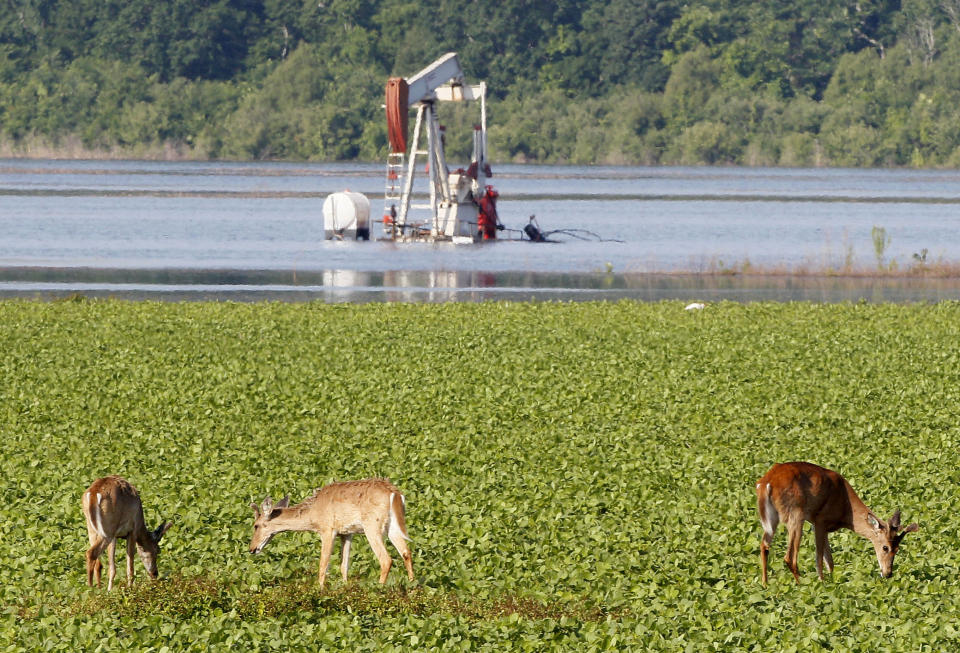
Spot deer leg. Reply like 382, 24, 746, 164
85, 522, 100, 587
757, 483, 779, 587
784, 520, 803, 583
363, 526, 393, 584
126, 537, 136, 587
339, 534, 353, 583
760, 530, 773, 587
317, 531, 335, 588
86, 536, 108, 588
387, 526, 414, 582
814, 525, 831, 580
106, 540, 118, 591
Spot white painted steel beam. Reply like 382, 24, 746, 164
433, 84, 485, 102
405, 52, 464, 105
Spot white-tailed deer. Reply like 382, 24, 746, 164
82, 476, 172, 590
756, 462, 918, 586
248, 478, 414, 588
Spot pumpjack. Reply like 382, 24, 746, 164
382, 53, 500, 243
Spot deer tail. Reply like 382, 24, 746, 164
388, 492, 412, 542
756, 481, 778, 537
85, 491, 107, 538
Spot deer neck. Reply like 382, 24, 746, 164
133, 526, 158, 554
846, 487, 877, 539
268, 507, 312, 533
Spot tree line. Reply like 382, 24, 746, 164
2, 0, 960, 166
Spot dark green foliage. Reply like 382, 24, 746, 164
218, 43, 385, 159
4, 0, 960, 165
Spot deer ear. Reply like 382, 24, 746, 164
153, 521, 172, 542
250, 502, 260, 517
866, 513, 881, 530
889, 510, 902, 530
261, 496, 273, 515
277, 495, 290, 509
902, 522, 919, 534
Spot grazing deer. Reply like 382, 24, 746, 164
82, 476, 172, 590
248, 478, 414, 588
756, 462, 918, 586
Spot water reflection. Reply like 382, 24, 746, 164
1, 266, 958, 303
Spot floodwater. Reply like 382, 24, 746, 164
2, 159, 960, 302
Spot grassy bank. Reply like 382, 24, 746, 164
0, 134, 210, 162
3, 300, 958, 650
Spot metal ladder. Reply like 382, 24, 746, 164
383, 152, 405, 237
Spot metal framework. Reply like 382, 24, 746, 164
382, 54, 491, 243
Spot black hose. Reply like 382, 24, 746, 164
461, 217, 619, 243
542, 229, 624, 243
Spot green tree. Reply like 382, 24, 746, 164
662, 46, 722, 129
220, 44, 382, 159
81, 0, 264, 81
578, 0, 680, 92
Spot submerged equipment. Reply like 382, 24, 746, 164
508, 215, 623, 244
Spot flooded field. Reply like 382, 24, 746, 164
2, 159, 960, 301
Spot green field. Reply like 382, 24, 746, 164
3, 299, 958, 650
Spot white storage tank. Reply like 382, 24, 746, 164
323, 191, 370, 240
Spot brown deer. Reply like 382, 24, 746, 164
82, 476, 172, 590
248, 478, 414, 587
756, 462, 918, 586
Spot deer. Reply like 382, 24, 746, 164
756, 462, 918, 586
248, 478, 414, 588
82, 476, 172, 590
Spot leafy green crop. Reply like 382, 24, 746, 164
1, 299, 958, 650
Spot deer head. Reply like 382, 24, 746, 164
865, 510, 919, 578
137, 520, 172, 578
248, 495, 289, 554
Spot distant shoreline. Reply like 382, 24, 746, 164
5, 140, 960, 172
